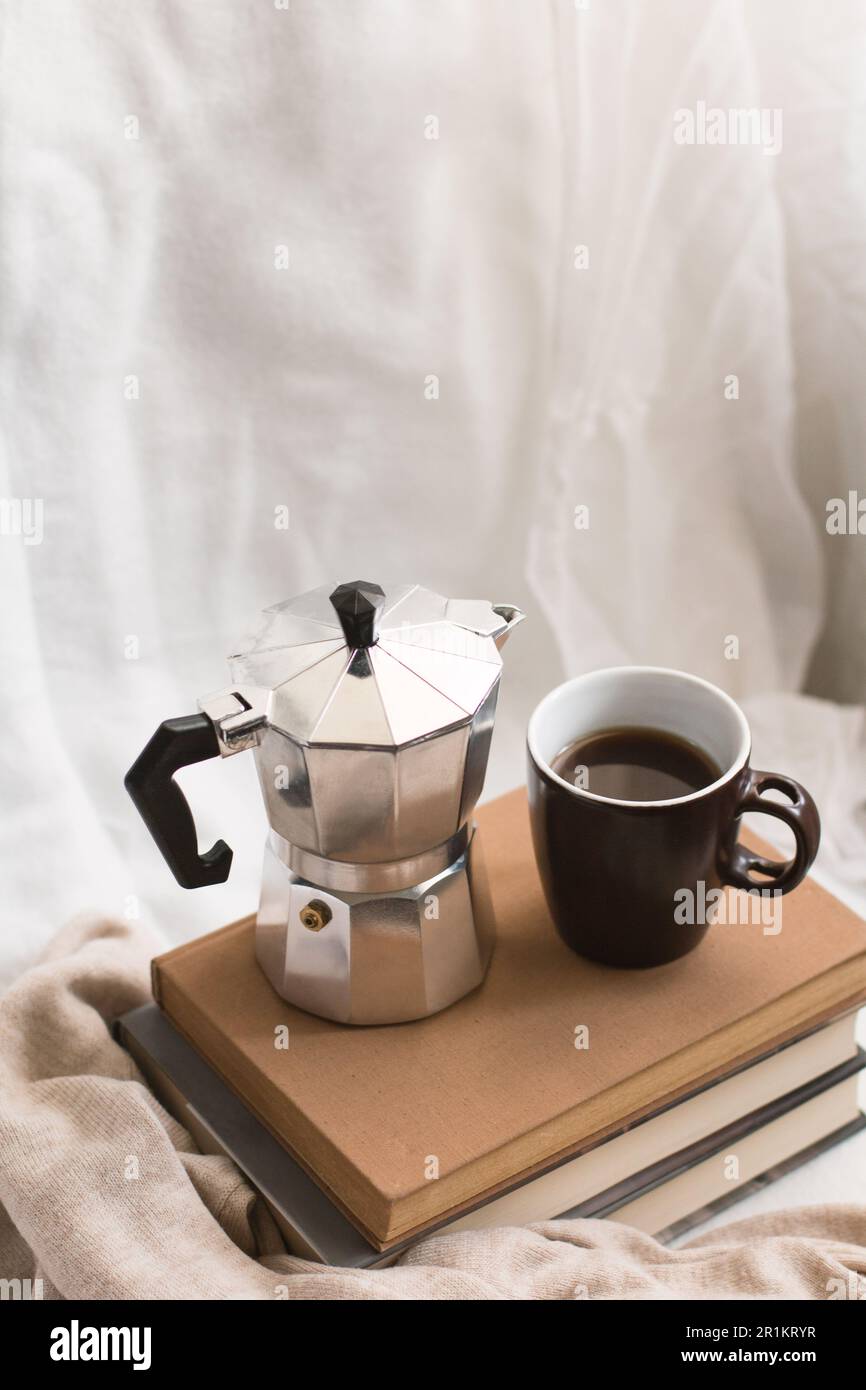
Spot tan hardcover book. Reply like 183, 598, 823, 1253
152, 789, 866, 1248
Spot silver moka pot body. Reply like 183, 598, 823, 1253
126, 580, 523, 1024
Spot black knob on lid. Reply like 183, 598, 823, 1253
329, 580, 386, 649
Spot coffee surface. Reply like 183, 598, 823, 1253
550, 726, 721, 802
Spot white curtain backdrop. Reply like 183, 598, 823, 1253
1, 0, 865, 998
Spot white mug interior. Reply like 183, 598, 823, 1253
527, 666, 751, 807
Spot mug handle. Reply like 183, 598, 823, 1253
721, 768, 820, 894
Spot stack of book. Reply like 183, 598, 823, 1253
118, 790, 866, 1267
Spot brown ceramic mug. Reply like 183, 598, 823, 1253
527, 667, 821, 968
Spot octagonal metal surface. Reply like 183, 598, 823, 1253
228, 581, 506, 750
255, 829, 495, 1024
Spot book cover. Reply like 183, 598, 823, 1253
118, 1003, 866, 1266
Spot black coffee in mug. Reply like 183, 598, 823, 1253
550, 726, 721, 803
527, 667, 821, 968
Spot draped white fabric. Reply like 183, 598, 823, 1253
1, 0, 864, 1014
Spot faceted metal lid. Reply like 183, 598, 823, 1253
228, 580, 512, 748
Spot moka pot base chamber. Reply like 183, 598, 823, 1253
255, 821, 495, 1025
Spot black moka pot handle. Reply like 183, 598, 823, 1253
124, 715, 233, 889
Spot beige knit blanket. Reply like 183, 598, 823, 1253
1, 917, 865, 1301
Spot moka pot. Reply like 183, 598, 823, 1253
125, 579, 524, 1024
